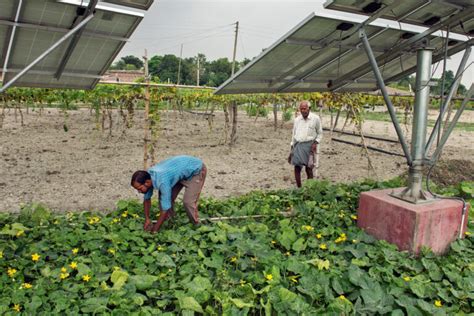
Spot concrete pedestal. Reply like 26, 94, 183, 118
358, 188, 469, 255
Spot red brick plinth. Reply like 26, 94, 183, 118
358, 188, 469, 255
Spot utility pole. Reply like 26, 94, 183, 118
177, 43, 183, 85
196, 55, 200, 86
229, 21, 239, 146
231, 21, 239, 76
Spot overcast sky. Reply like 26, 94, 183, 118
117, 0, 472, 86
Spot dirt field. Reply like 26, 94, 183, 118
1, 107, 473, 213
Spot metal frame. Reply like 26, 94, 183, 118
55, 0, 99, 80
1, 0, 22, 84
0, 14, 94, 93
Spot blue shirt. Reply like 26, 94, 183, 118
144, 155, 203, 211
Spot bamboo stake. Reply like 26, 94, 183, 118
143, 49, 150, 169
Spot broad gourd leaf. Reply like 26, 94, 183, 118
111, 270, 129, 290
230, 298, 254, 308
178, 296, 203, 313
130, 275, 158, 290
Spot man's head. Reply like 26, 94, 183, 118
299, 101, 311, 119
131, 170, 153, 194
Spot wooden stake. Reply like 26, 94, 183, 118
143, 49, 150, 169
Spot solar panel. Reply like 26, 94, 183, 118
102, 0, 154, 10
324, 0, 474, 36
0, 0, 151, 90
215, 11, 471, 95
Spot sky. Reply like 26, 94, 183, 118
116, 0, 473, 87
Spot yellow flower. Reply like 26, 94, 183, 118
285, 251, 291, 256
53, 220, 59, 225
82, 274, 91, 282
271, 240, 276, 244
69, 262, 78, 270
7, 267, 17, 278
320, 243, 327, 250
352, 239, 358, 244
251, 257, 258, 262
112, 218, 120, 223
338, 213, 345, 218
157, 246, 164, 251
465, 231, 472, 236
351, 215, 358, 220
16, 230, 24, 237
316, 233, 322, 239
265, 274, 273, 281
289, 275, 299, 283
403, 276, 411, 282
302, 225, 314, 231
335, 233, 347, 243
121, 211, 128, 218
60, 272, 69, 280
22, 282, 32, 289
230, 256, 237, 263
12, 304, 21, 312
88, 216, 101, 224
339, 295, 347, 301
61, 267, 67, 273
72, 248, 79, 255
31, 253, 40, 262
239, 279, 246, 286
434, 300, 442, 307
132, 214, 139, 219
108, 248, 116, 255
0, 251, 3, 259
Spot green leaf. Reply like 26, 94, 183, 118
130, 275, 158, 290
111, 270, 129, 290
279, 288, 298, 302
292, 238, 307, 252
277, 227, 297, 250
230, 298, 254, 308
154, 253, 176, 268
178, 296, 203, 313
25, 296, 42, 313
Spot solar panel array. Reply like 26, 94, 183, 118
216, 1, 473, 95
0, 0, 153, 90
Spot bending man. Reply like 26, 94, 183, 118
131, 155, 207, 232
289, 100, 323, 188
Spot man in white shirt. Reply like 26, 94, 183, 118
288, 100, 323, 187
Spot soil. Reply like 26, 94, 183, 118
0, 107, 473, 213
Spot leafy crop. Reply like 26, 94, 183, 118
0, 179, 473, 315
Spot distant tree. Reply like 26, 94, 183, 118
397, 75, 415, 91
121, 55, 144, 69
431, 70, 467, 96
206, 58, 232, 87
109, 59, 126, 70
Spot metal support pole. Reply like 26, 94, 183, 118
395, 47, 434, 203
430, 84, 474, 164
0, 14, 94, 93
425, 45, 472, 156
359, 28, 412, 166
1, 0, 23, 83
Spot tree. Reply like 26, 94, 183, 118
121, 55, 144, 69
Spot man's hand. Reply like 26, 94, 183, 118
144, 218, 152, 231
288, 146, 293, 164
311, 142, 317, 154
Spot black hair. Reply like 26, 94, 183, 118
131, 170, 151, 185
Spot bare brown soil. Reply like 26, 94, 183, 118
0, 107, 473, 212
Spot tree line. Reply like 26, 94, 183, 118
109, 54, 251, 87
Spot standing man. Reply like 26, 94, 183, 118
288, 101, 323, 188
131, 155, 207, 233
